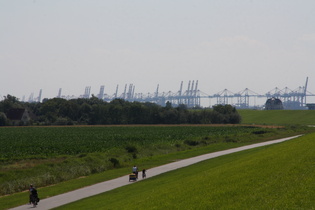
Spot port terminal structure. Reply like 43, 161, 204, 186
23, 77, 315, 110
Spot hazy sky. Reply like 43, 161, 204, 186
1, 0, 315, 104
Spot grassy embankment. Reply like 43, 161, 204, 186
56, 132, 315, 209
238, 109, 315, 125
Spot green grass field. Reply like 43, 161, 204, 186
56, 133, 315, 209
238, 109, 315, 125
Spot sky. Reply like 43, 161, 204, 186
1, 0, 315, 105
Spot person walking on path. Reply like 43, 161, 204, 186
142, 169, 146, 179
132, 165, 138, 179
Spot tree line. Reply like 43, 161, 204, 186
0, 95, 241, 126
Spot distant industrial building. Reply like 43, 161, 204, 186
306, 104, 315, 110
265, 98, 284, 110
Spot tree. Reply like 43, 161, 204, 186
0, 112, 7, 126
160, 109, 179, 124
78, 103, 92, 124
212, 104, 241, 124
0, 94, 22, 113
165, 101, 172, 109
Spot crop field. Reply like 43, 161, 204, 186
0, 125, 284, 160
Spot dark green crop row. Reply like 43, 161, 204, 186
0, 125, 279, 160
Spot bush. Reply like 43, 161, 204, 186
252, 130, 268, 135
184, 140, 199, 146
125, 146, 138, 154
109, 158, 120, 167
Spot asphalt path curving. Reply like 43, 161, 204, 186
10, 135, 301, 210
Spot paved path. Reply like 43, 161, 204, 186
10, 135, 301, 210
